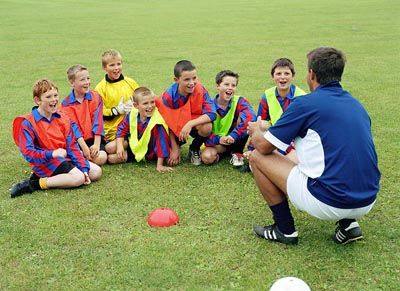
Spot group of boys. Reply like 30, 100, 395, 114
10, 49, 298, 196
9, 47, 380, 246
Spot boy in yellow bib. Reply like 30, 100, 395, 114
107, 87, 173, 172
201, 70, 256, 166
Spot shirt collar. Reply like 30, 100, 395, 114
105, 74, 125, 83
32, 106, 61, 122
275, 84, 296, 100
214, 94, 232, 111
68, 90, 93, 103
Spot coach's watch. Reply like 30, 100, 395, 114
111, 107, 118, 116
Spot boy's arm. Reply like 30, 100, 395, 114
66, 132, 90, 173
115, 137, 126, 160
168, 131, 181, 166
18, 120, 54, 163
90, 135, 102, 157
229, 97, 257, 141
77, 137, 91, 160
180, 114, 212, 141
156, 157, 174, 173
91, 93, 105, 137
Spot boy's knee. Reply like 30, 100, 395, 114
90, 165, 102, 182
105, 141, 116, 154
71, 171, 86, 187
197, 123, 212, 137
201, 149, 217, 165
95, 151, 108, 166
249, 150, 261, 166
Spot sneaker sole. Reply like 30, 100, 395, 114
340, 235, 364, 245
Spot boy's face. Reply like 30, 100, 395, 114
70, 70, 90, 97
103, 57, 123, 81
175, 70, 197, 96
134, 94, 156, 120
272, 66, 294, 92
217, 76, 237, 102
34, 88, 59, 116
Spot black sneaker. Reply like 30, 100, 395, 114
10, 179, 34, 198
254, 224, 298, 245
188, 149, 202, 166
238, 164, 252, 173
332, 221, 363, 245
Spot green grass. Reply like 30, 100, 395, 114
1, 0, 399, 290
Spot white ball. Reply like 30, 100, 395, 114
270, 277, 311, 291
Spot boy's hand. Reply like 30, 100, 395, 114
247, 116, 265, 137
179, 121, 193, 142
123, 99, 133, 114
52, 148, 67, 158
220, 136, 235, 145
90, 144, 99, 158
83, 172, 91, 185
168, 147, 181, 166
243, 150, 252, 160
115, 97, 125, 114
81, 144, 91, 160
156, 164, 174, 173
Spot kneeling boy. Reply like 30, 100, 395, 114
10, 79, 102, 198
157, 60, 216, 166
107, 87, 173, 173
201, 70, 256, 167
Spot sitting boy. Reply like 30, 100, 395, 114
94, 49, 139, 148
242, 58, 306, 170
107, 87, 173, 173
10, 79, 102, 198
201, 70, 256, 167
61, 64, 107, 166
156, 60, 216, 166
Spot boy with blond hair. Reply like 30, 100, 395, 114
10, 79, 102, 198
61, 64, 107, 166
201, 70, 256, 167
94, 49, 139, 146
157, 60, 216, 166
107, 87, 173, 172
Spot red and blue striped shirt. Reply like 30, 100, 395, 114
161, 83, 216, 121
116, 113, 170, 159
206, 95, 256, 146
61, 90, 104, 140
16, 107, 89, 177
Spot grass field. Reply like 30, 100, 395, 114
1, 0, 399, 290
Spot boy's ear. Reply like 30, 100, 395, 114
33, 96, 40, 105
133, 101, 139, 109
173, 76, 178, 82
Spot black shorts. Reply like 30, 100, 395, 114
82, 138, 106, 151
30, 161, 75, 180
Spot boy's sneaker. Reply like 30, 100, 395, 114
230, 153, 244, 167
189, 149, 202, 166
254, 224, 298, 245
10, 179, 34, 198
332, 221, 363, 245
238, 163, 252, 173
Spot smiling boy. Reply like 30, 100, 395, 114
10, 79, 102, 198
156, 60, 216, 166
61, 64, 107, 166
201, 70, 256, 167
94, 49, 139, 145
107, 87, 173, 172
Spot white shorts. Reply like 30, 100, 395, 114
287, 166, 376, 220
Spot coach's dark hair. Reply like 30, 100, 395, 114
270, 58, 295, 76
174, 60, 196, 78
307, 47, 346, 85
215, 70, 239, 85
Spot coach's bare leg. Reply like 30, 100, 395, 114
249, 150, 296, 205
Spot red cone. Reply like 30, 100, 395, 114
147, 208, 179, 227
